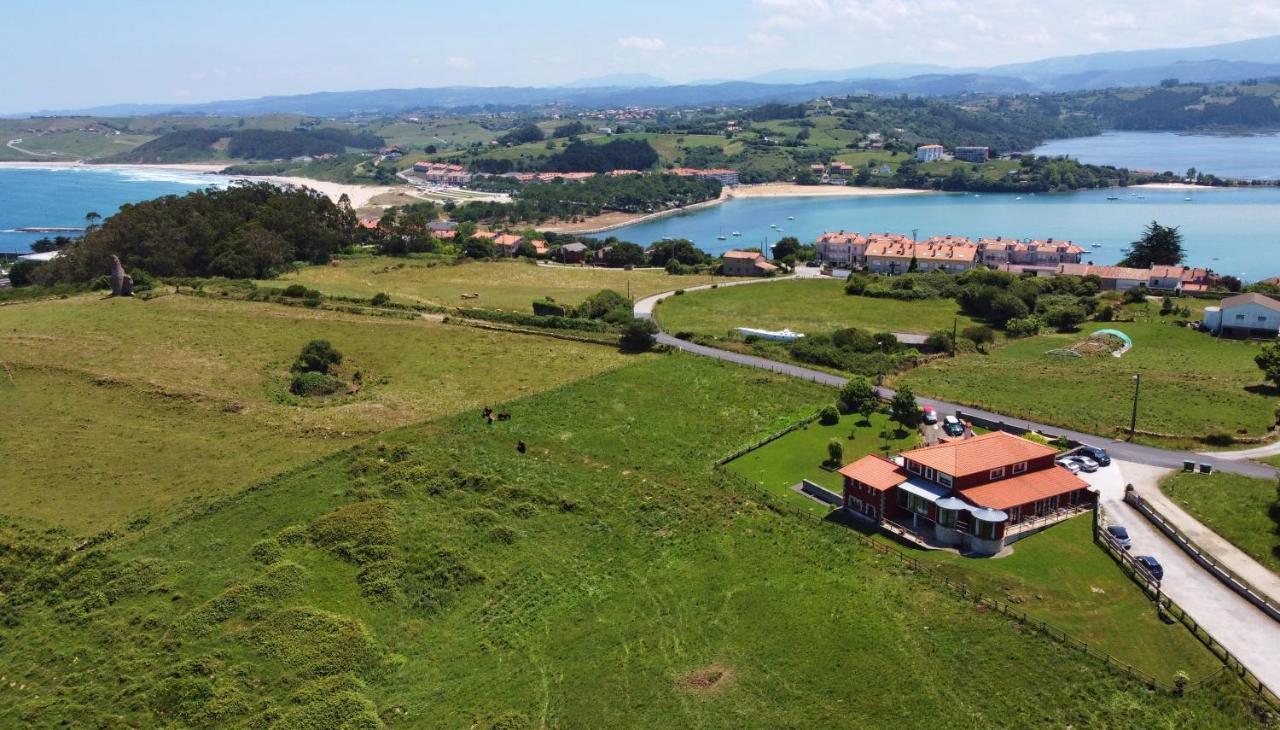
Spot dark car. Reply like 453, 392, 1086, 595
1076, 445, 1110, 466
1135, 555, 1164, 581
943, 415, 964, 437
1106, 525, 1132, 550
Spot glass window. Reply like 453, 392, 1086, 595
975, 520, 998, 540
1012, 462, 1027, 475
937, 508, 957, 527
989, 467, 1006, 480
937, 473, 953, 488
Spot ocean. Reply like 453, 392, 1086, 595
0, 165, 231, 254
606, 187, 1280, 280
1031, 130, 1280, 181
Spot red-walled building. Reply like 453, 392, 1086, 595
838, 431, 1095, 554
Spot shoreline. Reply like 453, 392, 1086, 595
541, 183, 930, 234
0, 160, 394, 208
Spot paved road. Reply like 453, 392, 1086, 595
1089, 461, 1280, 690
636, 283, 1277, 479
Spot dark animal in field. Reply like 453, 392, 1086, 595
497, 413, 511, 421
516, 440, 526, 453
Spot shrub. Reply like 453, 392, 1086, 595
844, 276, 868, 295
837, 377, 878, 417
293, 339, 343, 374
826, 438, 843, 465
1203, 431, 1235, 447
370, 292, 391, 306
925, 330, 954, 353
1005, 316, 1042, 338
619, 318, 658, 352
1096, 304, 1115, 322
7, 260, 41, 287
1123, 286, 1150, 304
250, 539, 284, 564
290, 371, 344, 396
283, 284, 310, 298
1044, 304, 1086, 332
819, 406, 840, 425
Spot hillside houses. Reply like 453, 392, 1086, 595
721, 249, 778, 276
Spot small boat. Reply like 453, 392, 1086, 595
1014, 196, 1022, 200
770, 224, 778, 229
1184, 196, 1193, 201
787, 216, 795, 220
1106, 195, 1119, 200
731, 231, 741, 237
1091, 243, 1102, 248
716, 234, 727, 241
735, 327, 804, 342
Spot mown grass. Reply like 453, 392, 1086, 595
0, 355, 1257, 727
0, 293, 632, 531
656, 278, 979, 337
897, 311, 1276, 445
1162, 471, 1280, 576
266, 257, 711, 311
727, 411, 919, 497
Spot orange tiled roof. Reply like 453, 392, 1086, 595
723, 249, 764, 260
837, 455, 907, 491
493, 234, 524, 247
901, 431, 1057, 478
960, 466, 1089, 510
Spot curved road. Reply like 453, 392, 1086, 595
636, 277, 1276, 479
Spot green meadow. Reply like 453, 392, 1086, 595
1162, 471, 1280, 576
0, 355, 1260, 727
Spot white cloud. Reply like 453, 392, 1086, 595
446, 56, 474, 71
748, 32, 786, 49
618, 36, 666, 51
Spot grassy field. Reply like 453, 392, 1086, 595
0, 355, 1258, 727
727, 415, 1220, 680
728, 411, 919, 496
1162, 471, 1280, 576
0, 293, 632, 532
656, 278, 979, 337
897, 311, 1276, 445
267, 257, 713, 311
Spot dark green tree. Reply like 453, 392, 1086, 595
1120, 221, 1185, 268
838, 376, 879, 420
292, 340, 342, 374
889, 386, 920, 431
619, 318, 658, 352
1255, 342, 1280, 388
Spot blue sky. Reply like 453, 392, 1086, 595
3, 0, 1279, 112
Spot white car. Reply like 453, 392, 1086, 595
1067, 455, 1099, 473
1056, 458, 1081, 474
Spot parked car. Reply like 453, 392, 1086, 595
1135, 555, 1164, 581
1067, 455, 1099, 473
1056, 458, 1081, 474
1106, 525, 1132, 550
1075, 445, 1111, 467
943, 415, 964, 437
922, 407, 938, 425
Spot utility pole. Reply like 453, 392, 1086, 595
912, 227, 918, 244
1129, 373, 1141, 438
951, 317, 958, 357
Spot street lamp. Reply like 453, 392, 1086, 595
1129, 373, 1141, 438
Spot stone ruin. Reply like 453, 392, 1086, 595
109, 255, 133, 297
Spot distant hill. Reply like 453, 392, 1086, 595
108, 127, 383, 163
564, 73, 669, 88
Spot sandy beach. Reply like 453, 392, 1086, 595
1128, 182, 1232, 191
541, 183, 929, 234
0, 160, 395, 209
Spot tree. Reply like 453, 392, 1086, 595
7, 260, 40, 287
463, 237, 497, 259
890, 387, 920, 432
826, 438, 844, 466
772, 236, 801, 260
819, 406, 839, 425
1044, 304, 1086, 332
293, 340, 342, 374
1120, 221, 1185, 268
1255, 342, 1280, 388
619, 318, 658, 352
962, 325, 996, 351
838, 376, 878, 420
84, 211, 102, 232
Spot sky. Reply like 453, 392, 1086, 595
3, 0, 1279, 112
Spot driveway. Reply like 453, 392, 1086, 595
1084, 461, 1280, 690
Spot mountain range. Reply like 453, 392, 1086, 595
16, 35, 1280, 117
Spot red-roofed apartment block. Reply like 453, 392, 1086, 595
838, 431, 1095, 554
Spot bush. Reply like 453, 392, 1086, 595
826, 438, 843, 465
1005, 316, 1042, 338
290, 371, 345, 396
619, 318, 658, 352
1203, 431, 1235, 447
370, 292, 391, 306
283, 284, 310, 298
1123, 286, 1150, 304
844, 276, 869, 295
1096, 304, 1115, 322
837, 377, 878, 416
7, 260, 41, 287
1044, 304, 1086, 332
819, 406, 840, 425
293, 339, 343, 374
961, 326, 996, 348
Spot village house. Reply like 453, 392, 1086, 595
669, 167, 740, 186
839, 431, 1095, 555
916, 144, 945, 162
413, 162, 473, 185
814, 231, 871, 267
1202, 292, 1280, 338
978, 238, 1086, 269
493, 233, 526, 256
954, 146, 990, 163
1055, 263, 1149, 291
865, 236, 978, 274
554, 242, 589, 264
720, 249, 778, 276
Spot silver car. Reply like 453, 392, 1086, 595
1055, 458, 1081, 474
1068, 455, 1099, 473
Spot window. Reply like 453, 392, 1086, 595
1008, 506, 1021, 522
1236, 314, 1246, 320
906, 493, 930, 516
989, 467, 1006, 480
974, 520, 998, 540
1260, 316, 1268, 322
937, 473, 953, 488
937, 508, 957, 528
1012, 461, 1027, 475
907, 460, 920, 474
924, 467, 936, 481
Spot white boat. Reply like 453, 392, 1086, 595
1184, 196, 1193, 201
1014, 196, 1022, 200
735, 327, 805, 342
1091, 243, 1102, 248
731, 231, 741, 237
787, 216, 795, 220
1106, 195, 1119, 200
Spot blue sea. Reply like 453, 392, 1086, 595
1032, 131, 1280, 181
608, 187, 1280, 280
0, 165, 231, 254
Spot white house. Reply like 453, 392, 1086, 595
916, 144, 945, 162
1203, 293, 1280, 338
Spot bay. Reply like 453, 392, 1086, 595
0, 166, 230, 254
1032, 130, 1280, 181
605, 187, 1280, 280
